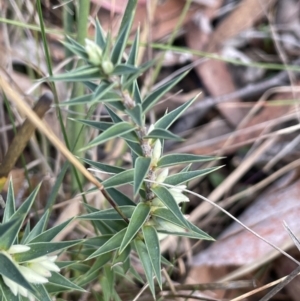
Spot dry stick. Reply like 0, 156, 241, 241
230, 270, 300, 301
0, 77, 129, 223
175, 58, 300, 133
258, 265, 300, 301
0, 93, 52, 178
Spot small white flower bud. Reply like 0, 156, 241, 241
8, 244, 30, 254
151, 139, 162, 166
156, 168, 169, 183
101, 60, 114, 75
85, 39, 103, 66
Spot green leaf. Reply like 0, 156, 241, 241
157, 229, 212, 240
94, 82, 119, 102
50, 66, 101, 82
158, 154, 216, 168
31, 283, 52, 301
142, 71, 189, 113
142, 226, 162, 288
112, 64, 139, 75
14, 240, 81, 262
60, 94, 93, 106
145, 128, 183, 141
105, 105, 140, 143
134, 157, 151, 196
95, 18, 106, 49
126, 140, 144, 156
81, 157, 125, 174
78, 206, 135, 220
112, 245, 131, 269
134, 239, 155, 298
164, 166, 222, 186
102, 169, 134, 189
23, 210, 49, 243
122, 60, 154, 91
152, 207, 186, 228
48, 272, 85, 292
119, 202, 150, 254
0, 253, 33, 293
111, 20, 131, 64
88, 228, 127, 259
62, 41, 89, 60
74, 119, 113, 132
12, 184, 40, 220
106, 187, 136, 206
154, 96, 197, 130
0, 217, 23, 250
126, 104, 143, 126
2, 180, 15, 222
151, 186, 189, 228
126, 29, 139, 67
133, 81, 142, 104
28, 218, 74, 243
80, 122, 136, 151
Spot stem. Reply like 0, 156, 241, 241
67, 0, 90, 191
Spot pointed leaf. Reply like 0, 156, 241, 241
62, 41, 89, 60
0, 253, 33, 293
14, 241, 81, 262
23, 210, 50, 243
142, 71, 189, 113
164, 166, 222, 186
60, 94, 93, 106
75, 120, 113, 132
102, 169, 134, 189
154, 96, 197, 130
142, 226, 162, 288
122, 60, 154, 90
158, 154, 216, 168
105, 105, 140, 142
0, 217, 23, 250
145, 128, 183, 141
112, 64, 139, 75
111, 21, 131, 64
112, 245, 131, 269
134, 157, 151, 196
48, 272, 85, 292
12, 184, 40, 220
151, 186, 189, 228
157, 229, 212, 240
80, 122, 136, 151
126, 104, 143, 126
82, 157, 125, 174
119, 202, 150, 254
133, 81, 142, 104
28, 218, 74, 243
126, 29, 139, 67
106, 187, 136, 206
78, 206, 135, 220
50, 66, 101, 82
88, 228, 127, 259
3, 180, 15, 222
95, 18, 106, 49
134, 239, 155, 298
31, 283, 52, 301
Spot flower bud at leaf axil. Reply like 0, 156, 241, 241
101, 60, 114, 75
85, 39, 103, 66
169, 185, 189, 204
151, 139, 162, 166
